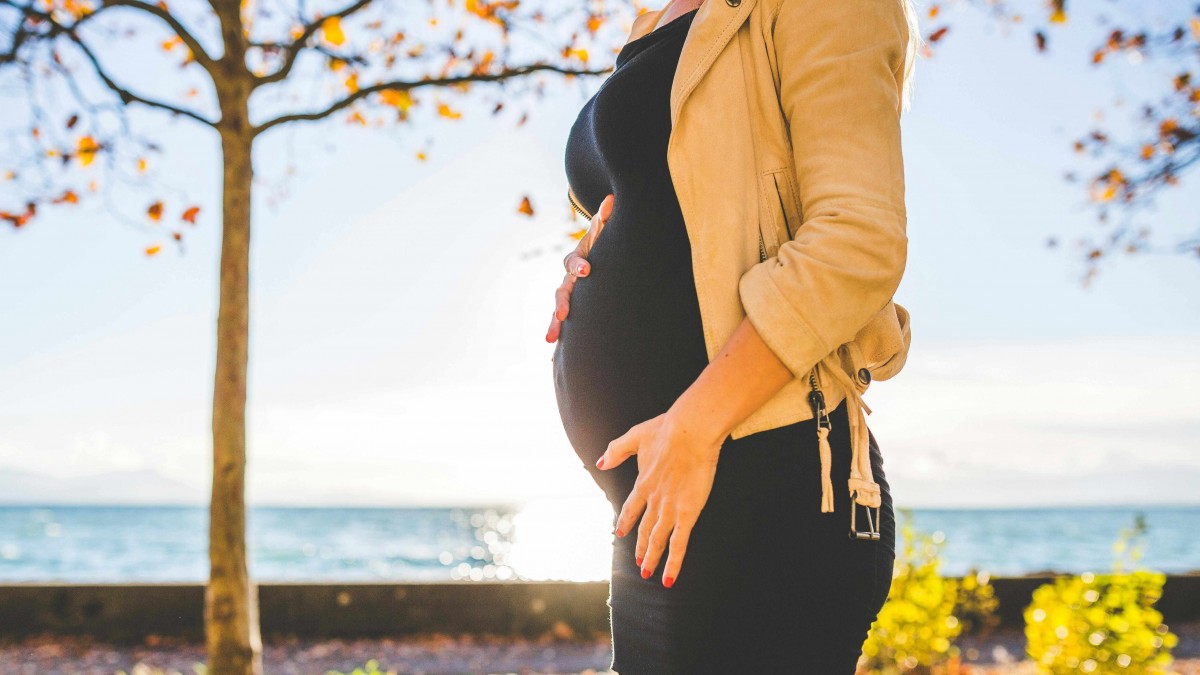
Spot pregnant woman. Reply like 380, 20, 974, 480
548, 0, 918, 672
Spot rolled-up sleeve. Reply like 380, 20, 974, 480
738, 0, 910, 381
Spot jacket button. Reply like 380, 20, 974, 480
726, 0, 741, 6
857, 368, 872, 385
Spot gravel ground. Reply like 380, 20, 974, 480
1, 622, 1197, 674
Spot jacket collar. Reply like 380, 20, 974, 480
670, 0, 760, 126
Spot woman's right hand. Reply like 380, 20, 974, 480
545, 193, 614, 343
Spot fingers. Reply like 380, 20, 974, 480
615, 479, 648, 544
637, 500, 673, 577
659, 518, 693, 588
596, 424, 639, 471
549, 193, 614, 343
545, 273, 577, 343
563, 253, 589, 279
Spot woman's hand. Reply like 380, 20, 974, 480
594, 408, 725, 588
545, 194, 614, 343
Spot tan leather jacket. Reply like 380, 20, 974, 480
567, 0, 912, 524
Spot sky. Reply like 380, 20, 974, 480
0, 1, 1197, 510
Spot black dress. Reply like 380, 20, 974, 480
552, 8, 897, 674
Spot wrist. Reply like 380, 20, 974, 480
665, 387, 732, 449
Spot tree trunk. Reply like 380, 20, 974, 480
206, 118, 262, 675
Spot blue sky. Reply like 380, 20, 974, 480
0, 1, 1197, 509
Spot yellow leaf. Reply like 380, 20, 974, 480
380, 89, 414, 111
137, 157, 148, 173
145, 245, 162, 256
416, 151, 427, 161
568, 227, 587, 240
77, 135, 99, 166
323, 16, 345, 46
1049, 7, 1066, 23
345, 73, 359, 93
437, 102, 462, 119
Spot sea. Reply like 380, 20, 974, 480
0, 501, 1196, 583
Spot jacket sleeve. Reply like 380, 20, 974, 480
737, 0, 910, 381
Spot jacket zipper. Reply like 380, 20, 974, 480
567, 187, 593, 221
759, 226, 823, 412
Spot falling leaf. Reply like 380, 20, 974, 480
65, 114, 78, 129
345, 73, 359, 93
568, 227, 587, 240
181, 206, 200, 223
137, 158, 148, 173
416, 151, 427, 161
517, 196, 534, 216
147, 201, 164, 221
52, 190, 79, 204
145, 244, 162, 256
437, 102, 462, 119
928, 26, 949, 43
77, 135, 99, 166
322, 16, 346, 46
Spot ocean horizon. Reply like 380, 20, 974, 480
1, 501, 1196, 583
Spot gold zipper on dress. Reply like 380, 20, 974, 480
567, 186, 593, 221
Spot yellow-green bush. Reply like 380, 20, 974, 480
1024, 513, 1178, 674
860, 508, 997, 674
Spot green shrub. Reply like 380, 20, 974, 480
1024, 513, 1178, 674
860, 508, 997, 674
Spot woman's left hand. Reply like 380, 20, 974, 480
594, 410, 725, 588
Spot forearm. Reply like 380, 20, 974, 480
665, 315, 794, 446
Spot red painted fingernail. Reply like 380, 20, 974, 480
595, 457, 605, 469
663, 576, 675, 588
635, 555, 643, 566
615, 528, 625, 538
640, 567, 651, 579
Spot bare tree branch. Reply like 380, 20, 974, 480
0, 1, 217, 126
69, 31, 217, 126
253, 0, 375, 87
98, 0, 217, 73
252, 62, 612, 136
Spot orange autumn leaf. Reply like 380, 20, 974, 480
345, 73, 359, 93
147, 201, 164, 221
137, 157, 148, 173
437, 102, 462, 119
380, 89, 414, 111
517, 196, 534, 216
145, 244, 162, 256
181, 205, 200, 224
76, 135, 99, 166
52, 190, 79, 204
568, 227, 587, 240
928, 26, 949, 43
322, 16, 346, 46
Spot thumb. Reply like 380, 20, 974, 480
596, 426, 640, 470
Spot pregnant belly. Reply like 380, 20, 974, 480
550, 221, 710, 459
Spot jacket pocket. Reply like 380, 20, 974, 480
757, 167, 801, 257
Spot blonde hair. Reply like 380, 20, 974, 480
898, 0, 925, 114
